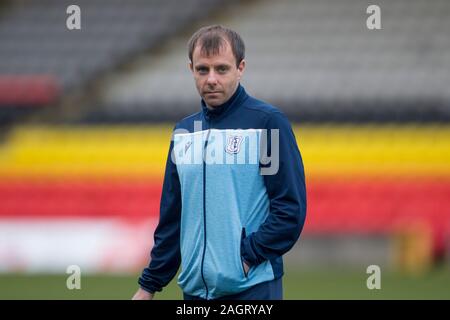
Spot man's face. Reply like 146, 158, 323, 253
190, 41, 245, 108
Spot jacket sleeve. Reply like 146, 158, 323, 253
138, 136, 182, 293
241, 111, 307, 266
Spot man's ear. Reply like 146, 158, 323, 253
189, 61, 193, 72
237, 59, 246, 79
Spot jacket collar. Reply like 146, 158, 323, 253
201, 84, 247, 121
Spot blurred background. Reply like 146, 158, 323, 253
0, 0, 449, 299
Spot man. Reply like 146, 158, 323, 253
133, 25, 306, 300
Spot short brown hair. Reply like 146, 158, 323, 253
187, 25, 245, 67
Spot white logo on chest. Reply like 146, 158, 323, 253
225, 135, 244, 154
184, 141, 192, 154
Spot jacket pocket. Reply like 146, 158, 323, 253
240, 227, 248, 278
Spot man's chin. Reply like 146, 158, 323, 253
204, 98, 224, 108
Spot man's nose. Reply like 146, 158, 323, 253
206, 71, 218, 85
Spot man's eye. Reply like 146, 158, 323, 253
217, 67, 228, 73
197, 68, 208, 74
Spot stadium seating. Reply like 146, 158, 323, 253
1, 124, 448, 236
0, 75, 59, 106
95, 0, 450, 122
0, 0, 227, 91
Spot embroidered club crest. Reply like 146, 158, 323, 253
225, 135, 243, 154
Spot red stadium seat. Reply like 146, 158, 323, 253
0, 75, 59, 106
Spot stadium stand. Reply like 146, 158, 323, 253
0, 0, 229, 123
94, 0, 450, 122
0, 0, 230, 90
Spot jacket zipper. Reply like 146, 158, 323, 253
200, 120, 211, 299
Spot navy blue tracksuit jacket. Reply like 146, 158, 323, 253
139, 84, 307, 299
